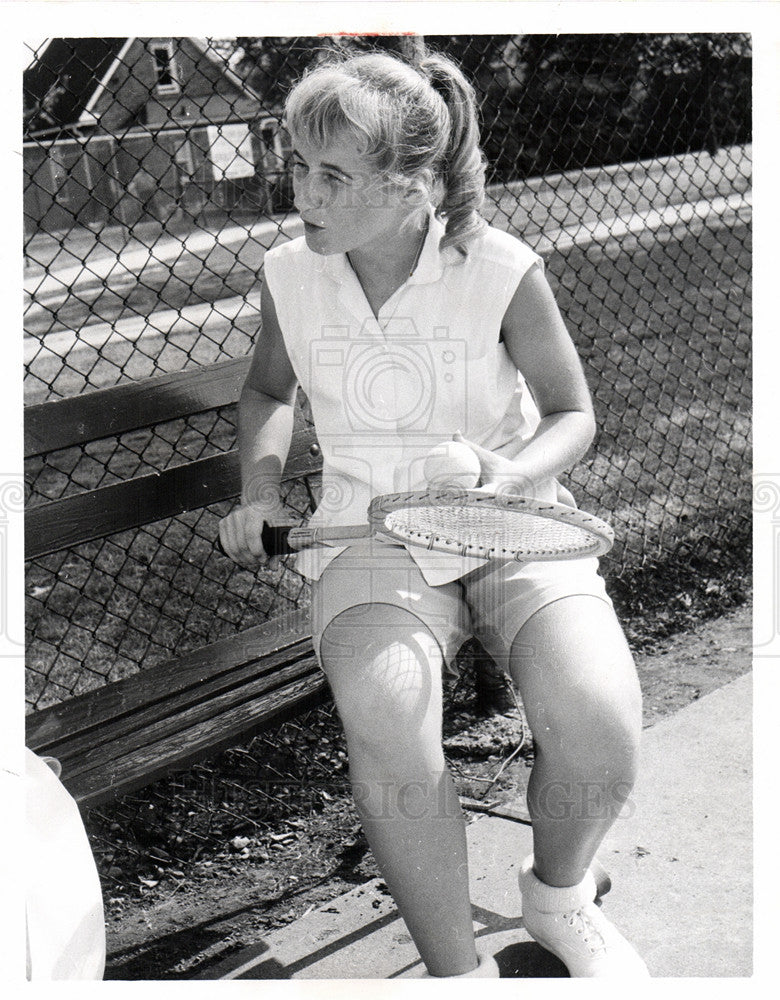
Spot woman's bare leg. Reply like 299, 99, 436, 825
320, 603, 477, 976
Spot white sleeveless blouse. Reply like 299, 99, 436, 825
262, 207, 555, 584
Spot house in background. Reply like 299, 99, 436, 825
24, 37, 290, 236
24, 38, 128, 138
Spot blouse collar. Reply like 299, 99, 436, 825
313, 204, 460, 286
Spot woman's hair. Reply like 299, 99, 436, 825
284, 47, 487, 254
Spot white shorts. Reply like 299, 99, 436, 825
310, 538, 613, 674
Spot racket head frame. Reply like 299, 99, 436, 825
367, 488, 614, 560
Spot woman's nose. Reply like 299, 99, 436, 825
294, 174, 325, 211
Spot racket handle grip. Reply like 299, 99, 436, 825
216, 524, 295, 560
261, 523, 295, 557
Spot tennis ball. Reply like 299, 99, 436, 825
423, 440, 481, 489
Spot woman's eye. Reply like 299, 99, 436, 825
291, 162, 345, 186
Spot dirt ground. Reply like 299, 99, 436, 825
102, 599, 752, 980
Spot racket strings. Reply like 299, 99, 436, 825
383, 503, 599, 556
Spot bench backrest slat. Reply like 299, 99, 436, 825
25, 426, 319, 559
24, 358, 252, 458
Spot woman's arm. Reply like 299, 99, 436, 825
461, 265, 595, 497
219, 280, 299, 566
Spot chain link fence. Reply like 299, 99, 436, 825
24, 34, 751, 889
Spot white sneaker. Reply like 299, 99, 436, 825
520, 857, 650, 978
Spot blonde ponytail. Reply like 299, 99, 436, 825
417, 54, 488, 253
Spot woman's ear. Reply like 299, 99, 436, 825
401, 168, 435, 208
402, 181, 430, 208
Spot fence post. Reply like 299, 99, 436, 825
107, 135, 132, 243
701, 40, 719, 155
400, 35, 426, 62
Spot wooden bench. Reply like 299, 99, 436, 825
24, 357, 330, 809
24, 357, 511, 810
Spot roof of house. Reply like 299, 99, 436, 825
187, 38, 265, 105
24, 37, 266, 139
24, 38, 128, 136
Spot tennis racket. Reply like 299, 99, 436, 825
249, 489, 614, 562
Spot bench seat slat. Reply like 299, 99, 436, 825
64, 671, 329, 808
26, 609, 330, 809
26, 610, 313, 748
33, 645, 320, 775
53, 653, 323, 783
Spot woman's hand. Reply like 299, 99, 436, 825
218, 500, 293, 571
452, 433, 577, 507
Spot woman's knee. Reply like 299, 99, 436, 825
529, 695, 641, 787
319, 605, 445, 761
509, 597, 642, 771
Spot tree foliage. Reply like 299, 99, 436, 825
217, 33, 751, 182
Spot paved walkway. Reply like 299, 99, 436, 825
198, 672, 752, 980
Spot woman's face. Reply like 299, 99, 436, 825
291, 131, 417, 257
